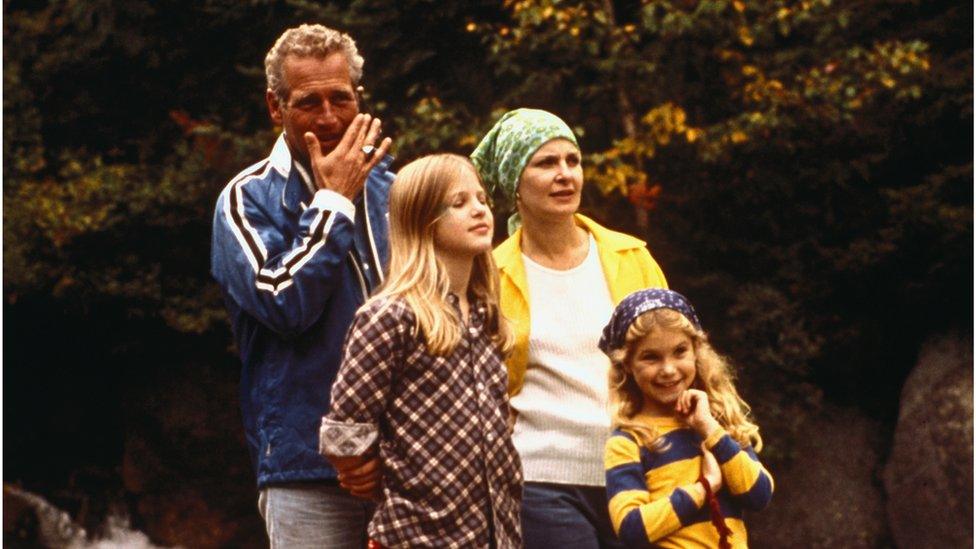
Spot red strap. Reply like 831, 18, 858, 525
367, 540, 387, 549
699, 475, 734, 549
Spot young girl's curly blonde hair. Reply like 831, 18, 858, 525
607, 308, 762, 452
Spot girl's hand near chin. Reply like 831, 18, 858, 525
675, 389, 721, 438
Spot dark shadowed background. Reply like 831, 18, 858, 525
4, 1, 972, 547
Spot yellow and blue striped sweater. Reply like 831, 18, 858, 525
604, 416, 773, 548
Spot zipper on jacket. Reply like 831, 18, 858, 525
348, 251, 369, 300
362, 184, 384, 285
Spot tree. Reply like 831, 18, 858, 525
2, 0, 970, 543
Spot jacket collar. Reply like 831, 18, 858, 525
272, 134, 309, 214
495, 213, 647, 303
496, 214, 645, 265
269, 133, 293, 178
576, 214, 647, 252
576, 214, 647, 302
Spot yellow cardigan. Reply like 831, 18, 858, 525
493, 214, 669, 395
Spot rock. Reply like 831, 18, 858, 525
748, 405, 891, 548
3, 483, 88, 548
3, 484, 166, 549
882, 331, 973, 549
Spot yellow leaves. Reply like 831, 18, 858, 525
613, 136, 650, 158
491, 0, 617, 52
504, 0, 590, 21
777, 7, 791, 19
730, 131, 749, 144
465, 22, 477, 32
738, 26, 754, 47
793, 41, 933, 110
27, 172, 117, 249
585, 160, 646, 196
739, 63, 791, 106
673, 108, 687, 127
870, 41, 931, 78
733, 1, 746, 13
587, 153, 664, 211
718, 48, 743, 62
685, 128, 703, 143
414, 96, 443, 112
641, 103, 694, 146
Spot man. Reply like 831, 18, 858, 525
211, 24, 392, 548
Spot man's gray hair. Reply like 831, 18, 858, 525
265, 24, 364, 101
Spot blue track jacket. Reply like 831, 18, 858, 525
211, 134, 393, 487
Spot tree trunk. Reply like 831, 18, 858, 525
602, 0, 649, 233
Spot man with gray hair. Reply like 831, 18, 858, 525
211, 23, 392, 548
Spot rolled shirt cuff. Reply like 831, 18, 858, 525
319, 417, 378, 457
310, 189, 356, 223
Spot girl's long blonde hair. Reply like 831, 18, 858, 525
370, 153, 513, 356
608, 308, 762, 452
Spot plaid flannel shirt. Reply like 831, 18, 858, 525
321, 296, 523, 548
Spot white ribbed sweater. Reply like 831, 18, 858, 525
509, 236, 615, 486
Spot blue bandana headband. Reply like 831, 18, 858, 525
598, 289, 702, 354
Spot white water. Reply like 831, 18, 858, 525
4, 484, 176, 549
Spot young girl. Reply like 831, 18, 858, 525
600, 289, 773, 548
318, 154, 522, 548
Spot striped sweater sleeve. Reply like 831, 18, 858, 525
604, 432, 705, 547
212, 169, 358, 336
704, 428, 774, 511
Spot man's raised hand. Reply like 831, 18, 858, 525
304, 113, 393, 200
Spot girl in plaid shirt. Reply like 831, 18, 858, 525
319, 154, 523, 548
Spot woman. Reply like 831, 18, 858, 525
472, 108, 668, 548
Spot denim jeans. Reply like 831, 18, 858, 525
521, 482, 623, 549
258, 483, 374, 549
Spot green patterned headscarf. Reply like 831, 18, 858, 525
471, 108, 579, 234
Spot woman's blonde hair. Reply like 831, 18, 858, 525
607, 308, 762, 452
371, 153, 513, 356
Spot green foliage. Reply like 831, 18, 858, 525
3, 0, 971, 454
464, 0, 971, 431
